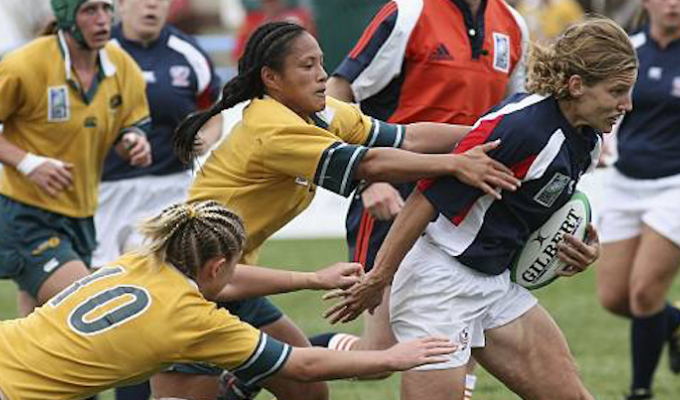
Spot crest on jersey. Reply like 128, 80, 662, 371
48, 85, 70, 122
672, 77, 680, 98
492, 33, 510, 73
170, 65, 191, 87
534, 172, 571, 208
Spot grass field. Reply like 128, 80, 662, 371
1, 238, 679, 400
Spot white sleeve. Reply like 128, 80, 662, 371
505, 4, 530, 96
348, 0, 423, 102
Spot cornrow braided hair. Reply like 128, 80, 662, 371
173, 21, 306, 166
138, 200, 246, 279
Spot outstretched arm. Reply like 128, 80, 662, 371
357, 140, 519, 200
273, 336, 456, 382
400, 122, 471, 154
216, 262, 363, 302
324, 190, 436, 324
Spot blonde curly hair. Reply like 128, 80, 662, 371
527, 17, 638, 100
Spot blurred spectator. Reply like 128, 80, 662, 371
220, 0, 247, 32
513, 0, 584, 42
0, 0, 53, 56
232, 0, 316, 59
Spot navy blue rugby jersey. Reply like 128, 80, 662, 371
615, 25, 680, 180
102, 24, 221, 181
418, 93, 602, 275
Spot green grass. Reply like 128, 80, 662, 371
2, 238, 679, 399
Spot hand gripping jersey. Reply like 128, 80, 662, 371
189, 96, 405, 265
334, 0, 529, 126
0, 32, 150, 218
0, 252, 290, 400
418, 93, 602, 274
615, 25, 680, 180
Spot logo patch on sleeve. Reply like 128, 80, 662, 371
533, 172, 571, 208
492, 33, 510, 73
48, 85, 71, 122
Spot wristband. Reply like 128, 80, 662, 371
16, 153, 63, 176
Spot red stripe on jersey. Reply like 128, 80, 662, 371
454, 115, 504, 154
452, 203, 474, 226
510, 154, 537, 180
417, 115, 504, 204
196, 87, 214, 110
417, 177, 435, 192
349, 2, 398, 59
354, 210, 374, 267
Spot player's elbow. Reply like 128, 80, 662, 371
326, 77, 354, 103
356, 150, 391, 181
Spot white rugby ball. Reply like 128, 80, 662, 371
511, 191, 591, 290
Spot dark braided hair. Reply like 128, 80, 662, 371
174, 21, 307, 165
138, 200, 246, 279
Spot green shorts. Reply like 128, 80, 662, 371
0, 195, 96, 298
168, 297, 284, 376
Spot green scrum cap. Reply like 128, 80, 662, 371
51, 0, 114, 48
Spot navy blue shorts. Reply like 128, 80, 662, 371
0, 195, 95, 297
346, 182, 415, 271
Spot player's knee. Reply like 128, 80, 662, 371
630, 284, 664, 317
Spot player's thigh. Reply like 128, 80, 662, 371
474, 304, 592, 400
37, 259, 91, 304
355, 286, 396, 351
401, 368, 466, 400
629, 223, 680, 316
595, 237, 639, 315
151, 372, 218, 400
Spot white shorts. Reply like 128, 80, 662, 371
93, 172, 193, 266
390, 237, 537, 370
599, 168, 680, 246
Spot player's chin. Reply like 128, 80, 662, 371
88, 37, 110, 50
312, 96, 326, 112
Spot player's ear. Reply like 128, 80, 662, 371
204, 257, 225, 279
567, 74, 584, 97
261, 66, 281, 93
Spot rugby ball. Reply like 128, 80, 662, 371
511, 191, 591, 290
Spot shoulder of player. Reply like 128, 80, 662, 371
322, 96, 359, 123
481, 94, 556, 148
1, 35, 57, 69
244, 97, 322, 134
103, 41, 144, 75
486, 0, 527, 43
164, 26, 213, 65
